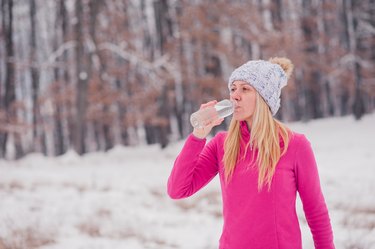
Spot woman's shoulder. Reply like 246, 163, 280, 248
205, 131, 227, 147
216, 131, 228, 138
288, 130, 311, 149
210, 131, 227, 143
201, 131, 227, 154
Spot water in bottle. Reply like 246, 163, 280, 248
190, 99, 234, 128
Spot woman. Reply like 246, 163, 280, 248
167, 57, 335, 249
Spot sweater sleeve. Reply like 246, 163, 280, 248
295, 134, 335, 249
167, 133, 220, 199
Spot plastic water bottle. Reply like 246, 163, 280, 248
190, 99, 234, 128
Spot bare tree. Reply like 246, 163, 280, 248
29, 0, 47, 155
73, 0, 89, 155
0, 0, 374, 158
51, 0, 68, 156
0, 0, 18, 158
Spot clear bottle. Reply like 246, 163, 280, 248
190, 99, 234, 128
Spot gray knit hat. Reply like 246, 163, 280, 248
228, 59, 290, 115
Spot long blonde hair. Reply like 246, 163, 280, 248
223, 94, 290, 191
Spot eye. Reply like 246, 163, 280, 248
230, 87, 236, 92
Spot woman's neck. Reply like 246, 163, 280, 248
245, 118, 253, 130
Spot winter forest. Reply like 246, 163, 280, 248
0, 0, 374, 159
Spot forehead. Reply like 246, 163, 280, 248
231, 81, 253, 87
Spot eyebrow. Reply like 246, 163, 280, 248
232, 83, 250, 87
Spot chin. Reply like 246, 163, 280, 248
233, 113, 253, 122
232, 114, 245, 121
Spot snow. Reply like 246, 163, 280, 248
1, 113, 375, 249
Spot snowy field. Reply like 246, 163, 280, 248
0, 114, 375, 249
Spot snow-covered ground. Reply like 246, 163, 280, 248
0, 114, 375, 249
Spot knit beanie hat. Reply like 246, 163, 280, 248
228, 57, 293, 115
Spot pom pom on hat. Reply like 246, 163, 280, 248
228, 57, 294, 116
268, 57, 294, 80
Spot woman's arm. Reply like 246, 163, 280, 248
295, 134, 335, 249
167, 133, 221, 199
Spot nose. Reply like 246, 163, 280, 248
231, 89, 241, 102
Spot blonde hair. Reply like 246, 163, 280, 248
223, 57, 293, 191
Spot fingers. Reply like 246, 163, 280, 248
192, 127, 207, 139
204, 117, 224, 129
192, 100, 224, 139
200, 100, 217, 110
209, 118, 224, 128
192, 118, 224, 139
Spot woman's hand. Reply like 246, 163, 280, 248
192, 100, 224, 139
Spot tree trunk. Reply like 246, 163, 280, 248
353, 61, 364, 120
158, 86, 170, 148
300, 0, 323, 120
344, 0, 364, 120
60, 0, 74, 151
88, 0, 113, 151
0, 0, 16, 158
169, 1, 184, 140
116, 78, 129, 146
153, 0, 171, 148
74, 0, 88, 154
30, 0, 45, 154
52, 0, 68, 156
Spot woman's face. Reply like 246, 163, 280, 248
230, 81, 257, 123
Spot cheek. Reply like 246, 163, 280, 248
246, 104, 256, 116
246, 94, 257, 113
250, 96, 257, 112
242, 98, 256, 118
233, 95, 257, 120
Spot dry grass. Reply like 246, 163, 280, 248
0, 227, 55, 249
0, 181, 25, 193
174, 190, 221, 212
61, 182, 111, 193
76, 222, 101, 237
96, 208, 112, 218
115, 229, 179, 249
62, 182, 87, 193
8, 181, 24, 190
150, 189, 164, 198
335, 203, 375, 230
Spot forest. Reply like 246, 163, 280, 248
0, 0, 374, 159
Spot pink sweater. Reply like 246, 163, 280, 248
168, 121, 335, 249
